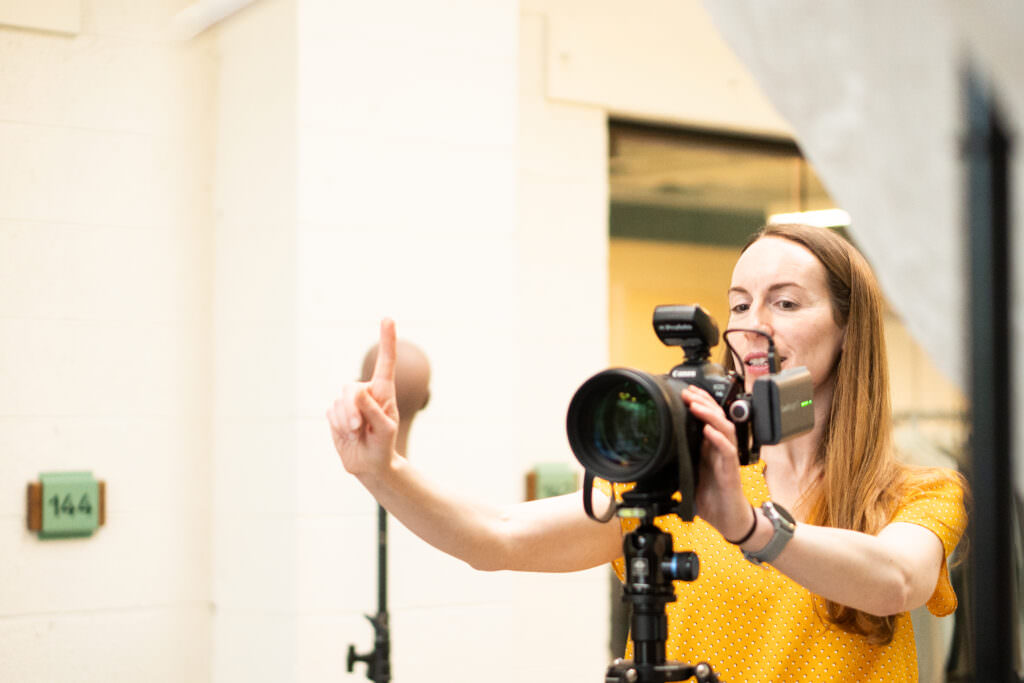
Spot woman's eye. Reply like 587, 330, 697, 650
777, 299, 799, 311
730, 303, 749, 314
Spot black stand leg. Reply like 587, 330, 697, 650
964, 67, 1016, 682
348, 505, 392, 683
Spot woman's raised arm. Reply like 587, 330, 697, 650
327, 319, 622, 572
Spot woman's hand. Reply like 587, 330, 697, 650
326, 318, 400, 480
681, 385, 754, 542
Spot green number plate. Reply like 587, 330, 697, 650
532, 463, 578, 499
40, 472, 100, 539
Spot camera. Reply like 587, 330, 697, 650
566, 304, 815, 522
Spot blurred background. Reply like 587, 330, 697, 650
0, 1, 1019, 682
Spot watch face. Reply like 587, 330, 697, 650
766, 501, 797, 528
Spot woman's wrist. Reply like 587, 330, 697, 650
355, 449, 402, 489
739, 508, 771, 552
724, 504, 759, 545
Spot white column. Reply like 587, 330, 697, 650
211, 0, 300, 680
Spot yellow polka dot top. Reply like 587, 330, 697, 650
599, 462, 967, 682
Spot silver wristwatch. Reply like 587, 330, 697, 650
743, 501, 796, 566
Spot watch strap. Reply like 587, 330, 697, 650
743, 501, 796, 566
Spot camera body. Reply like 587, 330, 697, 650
566, 304, 814, 521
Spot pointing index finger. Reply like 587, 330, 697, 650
373, 317, 397, 384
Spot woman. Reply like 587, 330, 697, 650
328, 223, 967, 682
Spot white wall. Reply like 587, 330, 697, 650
209, 0, 614, 681
530, 0, 790, 136
0, 2, 215, 681
297, 0, 612, 679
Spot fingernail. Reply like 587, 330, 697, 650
349, 417, 361, 431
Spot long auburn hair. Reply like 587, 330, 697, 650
737, 223, 932, 644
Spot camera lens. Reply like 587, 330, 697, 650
567, 369, 675, 482
590, 380, 660, 467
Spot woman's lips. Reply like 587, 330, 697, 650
744, 352, 784, 376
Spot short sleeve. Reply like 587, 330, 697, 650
891, 471, 967, 616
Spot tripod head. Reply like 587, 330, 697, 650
610, 494, 719, 683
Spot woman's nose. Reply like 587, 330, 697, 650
748, 306, 774, 338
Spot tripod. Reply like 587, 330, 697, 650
606, 497, 719, 683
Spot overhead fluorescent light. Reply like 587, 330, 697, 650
767, 209, 852, 229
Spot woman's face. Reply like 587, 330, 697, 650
727, 236, 846, 396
